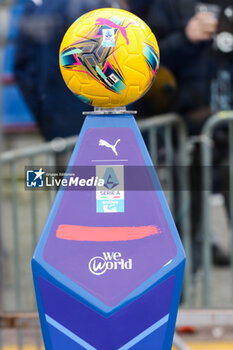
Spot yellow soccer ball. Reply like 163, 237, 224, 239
59, 8, 160, 108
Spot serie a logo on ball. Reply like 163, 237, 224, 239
59, 8, 160, 108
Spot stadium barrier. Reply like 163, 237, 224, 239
138, 113, 192, 304
0, 314, 192, 350
200, 110, 233, 306
0, 113, 192, 348
2, 310, 233, 349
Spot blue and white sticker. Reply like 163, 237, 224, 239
96, 165, 124, 213
102, 28, 115, 47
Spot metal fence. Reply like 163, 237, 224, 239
0, 113, 191, 349
201, 110, 233, 307
0, 314, 191, 350
0, 135, 77, 313
138, 113, 192, 304
0, 136, 77, 349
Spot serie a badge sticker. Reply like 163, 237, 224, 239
102, 28, 115, 47
96, 165, 124, 213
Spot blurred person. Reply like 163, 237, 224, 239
132, 0, 233, 128
130, 0, 232, 268
143, 66, 177, 115
14, 0, 124, 142
131, 0, 218, 131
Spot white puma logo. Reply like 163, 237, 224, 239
98, 139, 121, 156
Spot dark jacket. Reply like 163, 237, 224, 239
131, 0, 209, 115
14, 0, 119, 140
131, 0, 233, 127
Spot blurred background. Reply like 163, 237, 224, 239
0, 0, 233, 349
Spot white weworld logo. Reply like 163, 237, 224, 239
98, 139, 120, 156
89, 252, 132, 275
